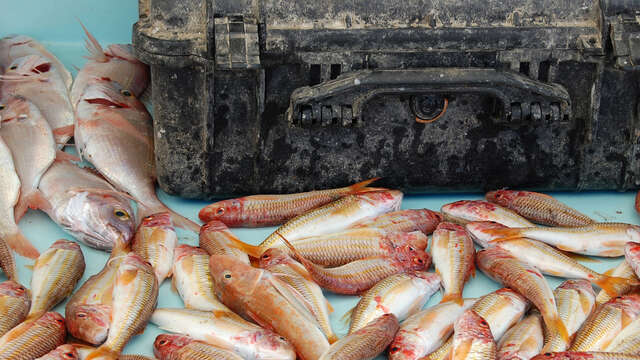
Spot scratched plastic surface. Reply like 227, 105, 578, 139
2, 3, 639, 358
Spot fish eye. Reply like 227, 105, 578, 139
55, 318, 64, 324
113, 209, 130, 220
409, 246, 415, 251
120, 89, 132, 97
216, 207, 225, 215
416, 258, 424, 264
0, 104, 4, 110
9, 65, 17, 70
223, 271, 232, 279
279, 336, 286, 341
77, 312, 87, 318
158, 339, 168, 346
262, 254, 270, 259
64, 353, 76, 360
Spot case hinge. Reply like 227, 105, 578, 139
214, 15, 260, 69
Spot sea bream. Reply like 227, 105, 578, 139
0, 135, 19, 280
74, 77, 199, 231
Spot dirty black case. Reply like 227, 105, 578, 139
133, 0, 640, 199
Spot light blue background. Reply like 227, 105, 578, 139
1, 2, 638, 358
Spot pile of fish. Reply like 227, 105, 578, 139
3, 29, 640, 360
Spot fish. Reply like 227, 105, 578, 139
199, 178, 382, 226
496, 312, 544, 360
0, 280, 31, 337
132, 212, 176, 284
0, 96, 56, 258
74, 77, 199, 232
72, 344, 153, 360
35, 344, 79, 360
431, 222, 475, 305
85, 253, 158, 359
543, 280, 596, 353
0, 135, 19, 279
199, 221, 250, 264
28, 239, 85, 318
319, 314, 399, 360
349, 208, 443, 235
441, 200, 534, 228
388, 299, 477, 360
70, 24, 149, 106
154, 334, 245, 360
348, 272, 440, 334
476, 247, 568, 342
150, 308, 296, 360
265, 228, 428, 267
0, 35, 72, 88
625, 242, 640, 278
421, 339, 453, 360
1, 55, 75, 146
228, 190, 403, 257
484, 223, 640, 257
65, 244, 128, 345
38, 160, 136, 250
172, 244, 229, 312
0, 311, 66, 360
281, 235, 430, 295
605, 314, 640, 354
570, 293, 640, 352
471, 288, 530, 341
209, 255, 330, 360
485, 190, 594, 227
258, 248, 337, 343
451, 309, 496, 360
596, 260, 640, 306
532, 352, 640, 359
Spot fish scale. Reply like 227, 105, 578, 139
132, 212, 176, 284
543, 280, 595, 352
319, 314, 399, 360
0, 134, 20, 279
173, 245, 228, 312
451, 310, 496, 360
174, 342, 244, 360
496, 312, 544, 360
432, 222, 475, 305
0, 312, 66, 360
199, 221, 250, 264
605, 316, 640, 354
0, 281, 31, 337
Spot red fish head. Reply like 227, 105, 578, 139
388, 330, 425, 360
198, 199, 244, 225
39, 312, 66, 331
200, 220, 230, 234
139, 212, 173, 230
153, 334, 193, 360
0, 280, 30, 299
258, 248, 292, 268
0, 96, 32, 124
48, 344, 79, 360
395, 246, 430, 271
209, 255, 264, 305
531, 352, 593, 360
454, 309, 493, 343
174, 244, 207, 263
485, 190, 524, 207
465, 221, 507, 247
557, 279, 595, 297
81, 78, 140, 109
65, 304, 111, 345
358, 190, 404, 211
4, 54, 51, 76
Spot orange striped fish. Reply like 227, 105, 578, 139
0, 280, 31, 337
319, 314, 399, 360
431, 222, 475, 305
199, 221, 250, 264
131, 212, 177, 284
0, 312, 66, 360
451, 310, 496, 360
350, 209, 442, 234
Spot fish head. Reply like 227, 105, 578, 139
394, 245, 431, 271
65, 304, 111, 345
454, 309, 493, 342
81, 77, 141, 110
493, 287, 531, 310
485, 190, 521, 206
358, 190, 404, 211
198, 199, 244, 225
4, 54, 52, 76
238, 330, 296, 360
0, 280, 29, 298
173, 244, 207, 262
38, 311, 66, 330
139, 212, 173, 230
153, 334, 192, 359
46, 344, 79, 360
258, 248, 292, 268
392, 231, 428, 251
530, 353, 583, 360
0, 95, 32, 123
51, 239, 81, 251
61, 191, 135, 250
557, 279, 595, 297
209, 255, 263, 302
388, 330, 426, 360
607, 293, 640, 315
465, 221, 506, 247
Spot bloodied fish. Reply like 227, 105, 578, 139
596, 260, 640, 306
132, 212, 176, 284
70, 24, 148, 106
74, 77, 199, 232
264, 228, 427, 267
0, 280, 31, 337
496, 311, 544, 360
431, 222, 475, 305
227, 190, 403, 258
150, 308, 296, 360
441, 200, 534, 228
0, 96, 56, 258
28, 239, 85, 318
476, 247, 569, 343
209, 255, 330, 360
35, 344, 79, 360
569, 293, 640, 352
0, 35, 72, 88
85, 253, 158, 359
199, 178, 382, 226
38, 160, 136, 250
349, 208, 443, 235
0, 135, 19, 279
199, 221, 250, 264
153, 334, 245, 360
319, 314, 399, 360
172, 244, 229, 312
486, 190, 594, 227
532, 352, 640, 360
485, 223, 640, 257
258, 248, 337, 343
1, 55, 74, 146
280, 235, 430, 295
0, 311, 66, 360
451, 309, 497, 360
543, 280, 596, 353
348, 272, 440, 334
388, 299, 477, 360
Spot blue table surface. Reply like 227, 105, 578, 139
2, 3, 640, 358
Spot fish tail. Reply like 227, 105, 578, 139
549, 317, 569, 344
221, 234, 263, 258
440, 293, 464, 306
78, 20, 108, 62
327, 333, 339, 344
484, 228, 524, 243
85, 346, 118, 360
347, 177, 384, 194
14, 190, 52, 222
4, 231, 39, 259
595, 275, 637, 297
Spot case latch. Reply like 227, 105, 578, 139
214, 15, 260, 69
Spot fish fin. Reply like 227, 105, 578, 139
327, 334, 339, 344
4, 231, 39, 259
552, 317, 570, 344
603, 267, 615, 276
170, 274, 178, 293
245, 309, 275, 332
85, 347, 118, 360
78, 21, 108, 62
23, 263, 33, 270
562, 250, 601, 263
53, 124, 75, 138
347, 177, 382, 194
222, 234, 263, 258
484, 232, 525, 243
15, 190, 52, 220
440, 293, 464, 306
137, 202, 200, 233
274, 231, 319, 272
326, 299, 334, 313
268, 275, 319, 325
167, 209, 201, 233
340, 306, 355, 324
595, 275, 638, 297
56, 150, 80, 162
